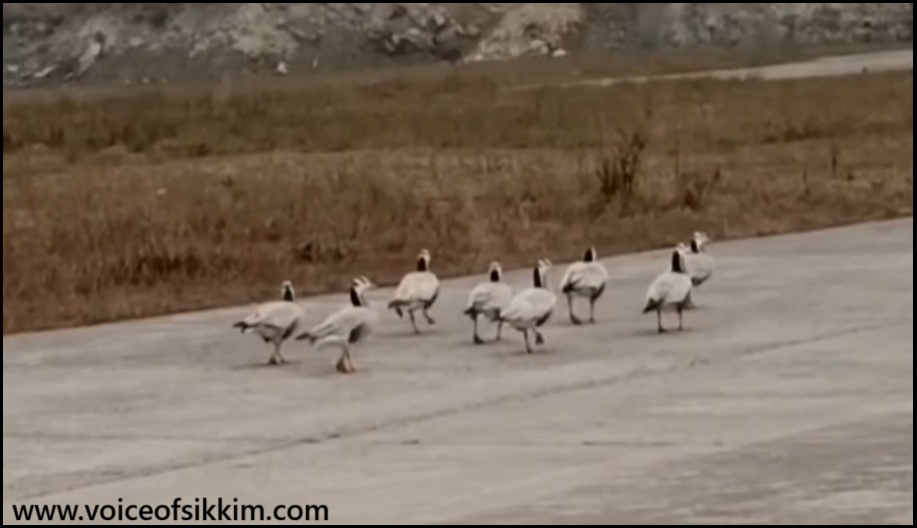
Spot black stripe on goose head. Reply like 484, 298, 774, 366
690, 240, 700, 254
350, 277, 372, 307
489, 262, 502, 283
416, 249, 431, 272
671, 249, 686, 274
350, 285, 364, 307
282, 281, 295, 302
533, 265, 543, 288
584, 247, 597, 263
533, 260, 551, 289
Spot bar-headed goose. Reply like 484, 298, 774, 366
643, 245, 694, 333
233, 281, 305, 365
684, 232, 716, 287
497, 259, 557, 354
297, 277, 378, 374
559, 246, 609, 325
388, 249, 440, 334
464, 261, 514, 345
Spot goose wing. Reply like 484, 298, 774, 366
307, 306, 375, 340
685, 253, 715, 286
668, 274, 694, 303
467, 283, 492, 311
560, 262, 586, 292
394, 271, 439, 302
467, 282, 513, 312
415, 272, 440, 301
488, 283, 514, 311
501, 289, 556, 322
581, 263, 609, 289
561, 262, 607, 293
646, 273, 675, 304
393, 273, 417, 301
647, 273, 692, 305
243, 301, 301, 329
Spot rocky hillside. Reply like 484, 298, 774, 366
2, 3, 912, 88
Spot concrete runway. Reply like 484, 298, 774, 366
4, 218, 913, 525
513, 48, 913, 91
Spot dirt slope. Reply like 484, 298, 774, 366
2, 3, 912, 87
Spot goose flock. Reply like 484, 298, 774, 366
234, 232, 716, 374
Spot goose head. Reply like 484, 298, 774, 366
416, 249, 432, 272
350, 276, 375, 307
281, 281, 296, 302
692, 232, 711, 253
583, 246, 598, 263
534, 259, 553, 289
671, 244, 690, 274
488, 261, 503, 283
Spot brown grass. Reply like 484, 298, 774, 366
2, 64, 913, 334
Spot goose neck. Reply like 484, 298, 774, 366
350, 288, 365, 307
282, 287, 295, 302
671, 251, 685, 274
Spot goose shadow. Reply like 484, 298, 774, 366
556, 319, 607, 329
628, 327, 698, 338
232, 359, 371, 379
231, 359, 303, 372
684, 302, 711, 311
499, 347, 559, 359
382, 326, 445, 339
489, 338, 560, 359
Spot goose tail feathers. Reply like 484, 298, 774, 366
643, 299, 662, 314
296, 332, 317, 344
387, 301, 404, 318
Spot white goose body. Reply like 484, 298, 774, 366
559, 246, 609, 325
233, 281, 304, 365
644, 245, 694, 333
389, 249, 440, 334
465, 261, 514, 344
498, 260, 557, 354
683, 232, 716, 287
298, 277, 378, 374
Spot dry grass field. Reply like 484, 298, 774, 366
2, 58, 913, 334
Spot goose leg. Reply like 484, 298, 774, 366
523, 330, 533, 354
589, 297, 597, 324
335, 352, 347, 373
473, 314, 485, 345
496, 321, 504, 342
568, 295, 583, 326
344, 345, 356, 373
277, 342, 289, 364
678, 308, 684, 332
423, 309, 436, 326
269, 342, 283, 365
657, 311, 667, 334
336, 344, 356, 374
409, 311, 420, 335
534, 330, 546, 346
